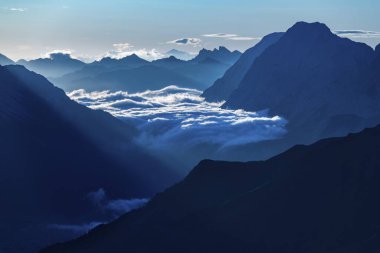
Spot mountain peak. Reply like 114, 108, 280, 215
49, 52, 72, 60
286, 21, 333, 39
217, 46, 231, 53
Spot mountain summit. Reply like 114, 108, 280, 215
222, 21, 380, 158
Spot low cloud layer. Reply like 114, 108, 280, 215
335, 30, 380, 38
68, 86, 287, 152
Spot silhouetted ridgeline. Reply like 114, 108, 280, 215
44, 47, 241, 92
42, 124, 380, 253
205, 22, 380, 160
0, 65, 178, 253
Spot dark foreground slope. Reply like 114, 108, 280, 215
43, 124, 380, 253
0, 65, 178, 253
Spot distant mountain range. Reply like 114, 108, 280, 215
14, 47, 241, 92
205, 22, 380, 160
0, 65, 179, 253
42, 123, 380, 253
17, 53, 86, 78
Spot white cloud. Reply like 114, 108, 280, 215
86, 188, 149, 217
167, 38, 202, 47
112, 43, 133, 51
105, 42, 164, 60
7, 7, 26, 12
48, 189, 148, 236
335, 30, 380, 38
68, 86, 287, 152
203, 33, 261, 41
203, 33, 238, 38
228, 36, 261, 41
43, 49, 73, 58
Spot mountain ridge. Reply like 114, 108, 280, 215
41, 122, 380, 253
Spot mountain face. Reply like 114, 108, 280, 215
0, 65, 178, 253
42, 123, 380, 253
202, 33, 283, 102
53, 49, 241, 92
17, 53, 86, 78
222, 22, 380, 156
0, 53, 15, 65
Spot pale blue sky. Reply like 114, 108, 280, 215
1, 0, 380, 61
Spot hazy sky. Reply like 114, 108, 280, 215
1, 0, 380, 61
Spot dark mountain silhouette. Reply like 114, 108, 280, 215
17, 53, 86, 78
42, 123, 380, 253
222, 22, 380, 159
0, 53, 14, 65
53, 48, 241, 92
0, 65, 178, 253
202, 33, 283, 102
191, 46, 241, 65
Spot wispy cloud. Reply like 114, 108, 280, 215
86, 188, 149, 216
203, 33, 238, 38
335, 30, 380, 38
167, 38, 202, 47
228, 36, 261, 41
48, 222, 103, 235
203, 33, 260, 41
8, 7, 26, 12
105, 42, 164, 60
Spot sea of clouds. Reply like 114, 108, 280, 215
68, 86, 287, 158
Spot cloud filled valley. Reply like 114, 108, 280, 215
68, 86, 287, 168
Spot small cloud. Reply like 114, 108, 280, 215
167, 38, 202, 47
8, 7, 26, 12
227, 36, 261, 41
86, 188, 149, 217
335, 30, 380, 38
105, 42, 164, 60
203, 33, 238, 38
203, 33, 261, 41
43, 49, 73, 58
106, 198, 149, 216
112, 43, 133, 51
48, 222, 103, 235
